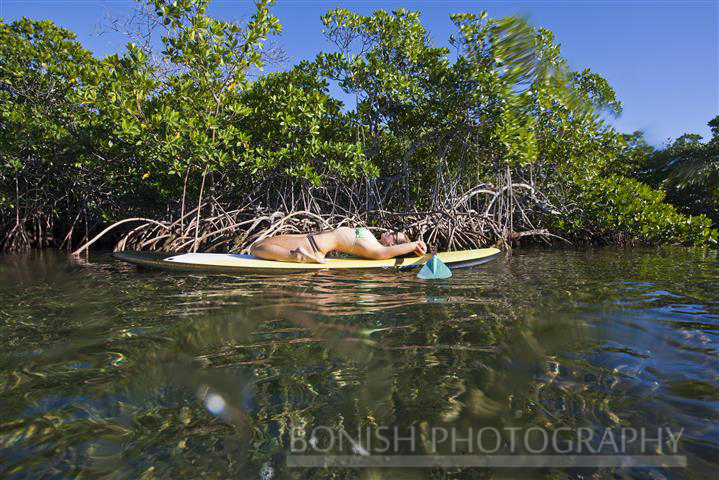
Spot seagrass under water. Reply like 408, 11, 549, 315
0, 248, 717, 479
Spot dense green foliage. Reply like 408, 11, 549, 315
553, 174, 716, 245
0, 18, 102, 248
636, 116, 719, 224
1, 0, 716, 251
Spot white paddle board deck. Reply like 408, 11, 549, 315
112, 248, 500, 274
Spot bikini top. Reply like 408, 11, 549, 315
351, 227, 374, 254
355, 227, 373, 240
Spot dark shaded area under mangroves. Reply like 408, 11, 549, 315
2, 0, 718, 254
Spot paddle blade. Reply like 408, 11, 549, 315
417, 255, 453, 280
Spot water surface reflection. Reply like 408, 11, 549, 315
0, 248, 717, 478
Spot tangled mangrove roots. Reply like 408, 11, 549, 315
0, 211, 72, 253
71, 175, 567, 256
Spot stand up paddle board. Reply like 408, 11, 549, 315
112, 248, 500, 274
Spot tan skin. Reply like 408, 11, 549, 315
250, 226, 427, 264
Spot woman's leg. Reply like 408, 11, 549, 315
250, 242, 325, 263
250, 243, 296, 262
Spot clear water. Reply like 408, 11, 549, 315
1, 248, 717, 479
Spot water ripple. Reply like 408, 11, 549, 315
0, 248, 718, 478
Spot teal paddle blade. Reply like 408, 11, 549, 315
417, 255, 452, 280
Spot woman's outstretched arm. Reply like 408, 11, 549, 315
364, 241, 427, 260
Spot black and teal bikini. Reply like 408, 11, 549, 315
351, 227, 373, 254
306, 227, 373, 256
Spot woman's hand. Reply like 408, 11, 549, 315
290, 246, 326, 264
413, 241, 427, 256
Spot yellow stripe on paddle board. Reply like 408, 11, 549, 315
164, 248, 500, 270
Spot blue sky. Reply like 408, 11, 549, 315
2, 0, 717, 146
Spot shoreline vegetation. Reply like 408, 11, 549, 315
1, 0, 717, 255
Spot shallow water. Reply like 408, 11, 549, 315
1, 248, 718, 479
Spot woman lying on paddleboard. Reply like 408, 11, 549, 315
250, 227, 427, 264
